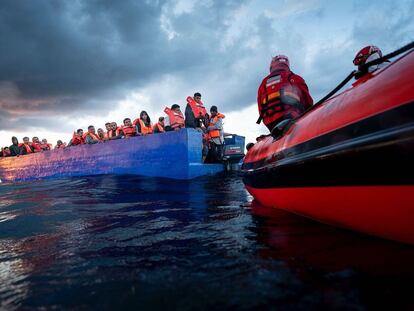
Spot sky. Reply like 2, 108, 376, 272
1, 0, 413, 147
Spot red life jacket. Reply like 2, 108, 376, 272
72, 132, 85, 145
153, 122, 165, 133
187, 96, 207, 118
208, 113, 225, 139
134, 119, 153, 135
56, 144, 66, 149
82, 132, 101, 142
164, 107, 185, 129
32, 142, 42, 152
40, 143, 52, 151
19, 143, 33, 154
257, 69, 313, 128
107, 127, 122, 138
122, 125, 137, 137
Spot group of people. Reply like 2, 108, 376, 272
1, 93, 226, 162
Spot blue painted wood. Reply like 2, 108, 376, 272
0, 129, 224, 182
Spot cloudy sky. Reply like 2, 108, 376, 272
1, 0, 413, 147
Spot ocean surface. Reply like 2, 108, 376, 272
0, 173, 413, 310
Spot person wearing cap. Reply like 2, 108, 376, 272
257, 55, 313, 132
206, 105, 225, 162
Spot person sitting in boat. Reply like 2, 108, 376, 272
107, 122, 124, 140
67, 129, 85, 147
164, 104, 185, 131
257, 55, 313, 132
353, 45, 387, 80
55, 140, 66, 149
9, 137, 22, 156
1, 147, 11, 157
97, 128, 106, 141
31, 137, 43, 153
40, 139, 52, 151
19, 137, 34, 155
206, 105, 225, 163
153, 117, 165, 134
185, 92, 208, 131
133, 111, 153, 135
82, 126, 101, 144
122, 118, 137, 138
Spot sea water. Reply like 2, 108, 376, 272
0, 173, 413, 310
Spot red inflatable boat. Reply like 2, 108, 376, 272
242, 47, 414, 245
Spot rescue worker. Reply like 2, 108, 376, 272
353, 45, 386, 80
164, 104, 185, 131
185, 92, 208, 130
133, 111, 153, 135
107, 122, 124, 140
31, 137, 42, 153
153, 117, 165, 134
40, 139, 52, 151
9, 137, 22, 156
19, 137, 34, 155
55, 140, 66, 149
83, 126, 101, 144
122, 118, 137, 138
68, 129, 84, 147
257, 55, 313, 132
97, 128, 106, 141
206, 105, 225, 163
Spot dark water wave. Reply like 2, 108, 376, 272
0, 174, 414, 310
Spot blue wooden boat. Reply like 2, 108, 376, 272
0, 129, 230, 182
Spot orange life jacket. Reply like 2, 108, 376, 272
208, 113, 225, 139
107, 127, 122, 138
164, 107, 185, 129
153, 122, 165, 133
56, 143, 66, 149
19, 143, 33, 154
187, 96, 207, 119
122, 125, 137, 137
72, 132, 85, 145
40, 143, 52, 151
135, 119, 153, 135
32, 142, 42, 152
82, 132, 101, 142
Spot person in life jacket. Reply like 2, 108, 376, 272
107, 122, 124, 140
257, 55, 313, 132
185, 92, 209, 130
122, 118, 137, 138
104, 122, 112, 140
40, 139, 52, 151
82, 125, 101, 144
353, 45, 387, 80
19, 137, 34, 155
97, 128, 106, 141
9, 136, 22, 156
68, 129, 85, 147
164, 104, 185, 131
206, 105, 225, 163
31, 136, 43, 153
153, 117, 165, 134
133, 111, 153, 135
55, 140, 66, 149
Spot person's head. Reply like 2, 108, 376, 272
88, 125, 95, 134
140, 111, 151, 124
353, 45, 382, 71
3, 147, 10, 155
111, 122, 117, 130
158, 116, 164, 124
210, 105, 218, 117
171, 104, 181, 113
41, 139, 48, 144
23, 137, 30, 144
246, 142, 255, 151
57, 140, 63, 145
77, 129, 84, 136
32, 136, 39, 143
97, 128, 104, 136
194, 92, 202, 103
11, 136, 18, 145
105, 122, 111, 131
123, 118, 132, 126
270, 55, 290, 73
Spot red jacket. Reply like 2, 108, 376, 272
257, 69, 313, 128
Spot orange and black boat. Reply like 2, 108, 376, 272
241, 43, 414, 245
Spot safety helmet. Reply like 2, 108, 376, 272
353, 45, 382, 66
270, 55, 290, 72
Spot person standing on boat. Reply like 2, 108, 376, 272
19, 137, 34, 155
122, 118, 137, 138
31, 137, 43, 153
107, 122, 124, 140
67, 129, 85, 147
83, 126, 101, 144
257, 55, 313, 132
152, 117, 165, 133
353, 45, 387, 80
164, 104, 185, 131
9, 137, 22, 156
185, 92, 209, 131
133, 111, 153, 135
206, 105, 225, 162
